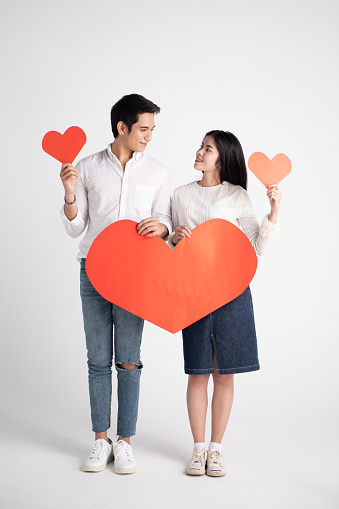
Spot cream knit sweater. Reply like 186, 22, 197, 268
171, 181, 279, 256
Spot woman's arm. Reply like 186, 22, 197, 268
267, 185, 282, 224
172, 225, 192, 245
239, 185, 282, 256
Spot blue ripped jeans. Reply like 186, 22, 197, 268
80, 259, 144, 436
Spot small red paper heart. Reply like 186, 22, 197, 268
42, 126, 86, 164
85, 219, 257, 334
248, 152, 292, 188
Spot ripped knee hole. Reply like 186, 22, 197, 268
117, 362, 141, 370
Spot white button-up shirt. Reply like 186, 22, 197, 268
61, 145, 172, 260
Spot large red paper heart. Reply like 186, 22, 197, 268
248, 152, 292, 188
42, 126, 86, 164
85, 219, 257, 334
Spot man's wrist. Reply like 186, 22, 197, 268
159, 224, 169, 238
65, 194, 76, 205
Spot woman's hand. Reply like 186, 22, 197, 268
172, 225, 192, 245
267, 184, 282, 224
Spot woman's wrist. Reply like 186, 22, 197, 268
268, 210, 278, 224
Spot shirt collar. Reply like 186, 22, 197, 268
106, 144, 144, 164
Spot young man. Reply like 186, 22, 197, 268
60, 94, 171, 474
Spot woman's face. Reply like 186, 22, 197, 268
194, 136, 220, 174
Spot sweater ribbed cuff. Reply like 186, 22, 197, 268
260, 214, 280, 237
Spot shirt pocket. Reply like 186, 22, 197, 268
134, 184, 156, 213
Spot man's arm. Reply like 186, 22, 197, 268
137, 169, 171, 238
60, 163, 78, 220
60, 163, 88, 238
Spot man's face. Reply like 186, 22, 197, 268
123, 113, 155, 152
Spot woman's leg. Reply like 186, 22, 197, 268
210, 372, 234, 443
206, 365, 233, 476
186, 374, 210, 442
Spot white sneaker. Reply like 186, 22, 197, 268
113, 440, 137, 474
185, 447, 207, 475
206, 449, 227, 477
82, 439, 113, 472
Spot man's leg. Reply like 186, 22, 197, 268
112, 304, 144, 473
113, 303, 144, 437
80, 261, 114, 471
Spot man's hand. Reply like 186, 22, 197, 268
60, 163, 78, 199
60, 163, 79, 221
137, 217, 168, 238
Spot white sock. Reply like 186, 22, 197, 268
209, 442, 221, 452
194, 442, 206, 451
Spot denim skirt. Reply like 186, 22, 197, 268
182, 287, 260, 375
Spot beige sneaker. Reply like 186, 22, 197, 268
185, 447, 207, 475
206, 449, 227, 477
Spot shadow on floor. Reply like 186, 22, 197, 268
1, 412, 86, 459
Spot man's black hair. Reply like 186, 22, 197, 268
110, 94, 160, 138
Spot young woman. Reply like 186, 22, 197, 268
171, 130, 282, 477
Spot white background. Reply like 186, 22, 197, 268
1, 0, 338, 508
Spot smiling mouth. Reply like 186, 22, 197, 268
195, 159, 202, 162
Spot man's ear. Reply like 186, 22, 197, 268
117, 121, 127, 136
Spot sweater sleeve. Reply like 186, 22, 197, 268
237, 189, 279, 255
238, 214, 279, 256
171, 190, 180, 231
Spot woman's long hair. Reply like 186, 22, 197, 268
205, 130, 248, 190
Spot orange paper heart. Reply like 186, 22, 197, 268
42, 126, 86, 164
85, 219, 257, 334
248, 152, 292, 187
